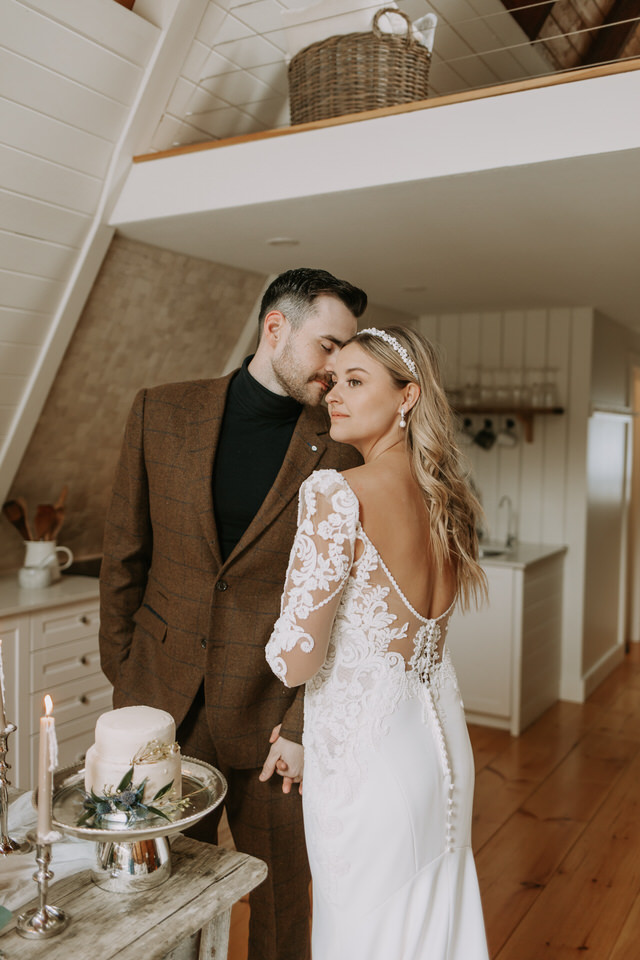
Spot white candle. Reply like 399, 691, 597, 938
0, 638, 6, 730
37, 694, 58, 843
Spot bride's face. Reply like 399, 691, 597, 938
326, 342, 405, 450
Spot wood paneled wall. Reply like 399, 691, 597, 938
418, 308, 588, 543
417, 307, 593, 701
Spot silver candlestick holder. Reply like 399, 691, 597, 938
0, 720, 32, 855
16, 841, 69, 939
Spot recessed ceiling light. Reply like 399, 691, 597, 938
266, 237, 300, 246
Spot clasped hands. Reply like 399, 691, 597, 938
259, 723, 303, 794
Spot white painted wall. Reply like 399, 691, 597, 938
417, 307, 593, 701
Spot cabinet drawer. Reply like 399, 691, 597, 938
31, 634, 102, 693
30, 673, 112, 734
30, 602, 100, 651
30, 709, 104, 785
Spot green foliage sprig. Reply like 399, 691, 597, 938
77, 767, 185, 828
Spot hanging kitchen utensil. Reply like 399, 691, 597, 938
2, 499, 31, 540
473, 419, 496, 450
458, 417, 475, 446
496, 418, 518, 447
34, 504, 57, 541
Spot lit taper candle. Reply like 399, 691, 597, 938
37, 695, 58, 843
0, 638, 7, 730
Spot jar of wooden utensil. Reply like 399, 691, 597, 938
21, 540, 74, 584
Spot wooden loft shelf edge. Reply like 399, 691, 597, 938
133, 58, 640, 164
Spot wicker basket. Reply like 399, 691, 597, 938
288, 7, 431, 125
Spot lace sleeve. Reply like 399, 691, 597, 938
265, 470, 358, 688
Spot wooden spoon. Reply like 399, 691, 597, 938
35, 504, 57, 541
54, 485, 68, 511
2, 499, 31, 540
51, 485, 69, 540
16, 496, 34, 540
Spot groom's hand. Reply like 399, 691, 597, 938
259, 724, 304, 795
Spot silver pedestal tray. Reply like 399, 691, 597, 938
48, 756, 227, 893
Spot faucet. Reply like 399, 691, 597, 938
498, 495, 517, 549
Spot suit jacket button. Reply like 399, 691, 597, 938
200, 638, 207, 649
215, 580, 228, 592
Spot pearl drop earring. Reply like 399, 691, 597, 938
399, 407, 406, 429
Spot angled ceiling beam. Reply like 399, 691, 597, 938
585, 0, 640, 63
501, 1, 556, 40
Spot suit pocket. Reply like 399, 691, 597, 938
133, 601, 168, 643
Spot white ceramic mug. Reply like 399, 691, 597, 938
18, 565, 51, 589
22, 540, 74, 583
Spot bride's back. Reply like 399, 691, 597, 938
344, 460, 456, 624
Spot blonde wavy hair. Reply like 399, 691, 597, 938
346, 326, 487, 610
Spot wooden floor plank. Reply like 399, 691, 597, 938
476, 808, 586, 955
608, 889, 640, 960
471, 765, 537, 850
467, 724, 512, 773
522, 733, 640, 823
494, 751, 640, 959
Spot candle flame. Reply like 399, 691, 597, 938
44, 694, 53, 717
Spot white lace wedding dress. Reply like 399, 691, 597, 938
265, 470, 489, 960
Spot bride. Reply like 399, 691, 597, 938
265, 326, 489, 960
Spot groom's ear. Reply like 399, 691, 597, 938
263, 310, 287, 347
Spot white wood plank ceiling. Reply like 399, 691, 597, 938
0, 0, 160, 449
147, 0, 552, 152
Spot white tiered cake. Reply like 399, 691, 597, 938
84, 706, 182, 802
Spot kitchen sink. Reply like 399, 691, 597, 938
478, 544, 510, 558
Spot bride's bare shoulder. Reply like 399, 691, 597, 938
341, 464, 379, 498
341, 461, 410, 505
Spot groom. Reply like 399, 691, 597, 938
99, 267, 366, 960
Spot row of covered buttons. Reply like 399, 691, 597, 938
201, 580, 230, 648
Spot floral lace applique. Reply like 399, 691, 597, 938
265, 469, 463, 897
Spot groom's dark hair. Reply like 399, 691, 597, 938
257, 268, 367, 339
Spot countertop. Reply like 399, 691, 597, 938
479, 542, 567, 570
0, 573, 99, 618
0, 544, 565, 615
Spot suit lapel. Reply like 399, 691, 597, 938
186, 374, 235, 569
223, 404, 330, 567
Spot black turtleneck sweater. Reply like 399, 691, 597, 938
212, 357, 302, 561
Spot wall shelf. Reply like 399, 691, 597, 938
455, 406, 565, 443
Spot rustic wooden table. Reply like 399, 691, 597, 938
0, 834, 266, 960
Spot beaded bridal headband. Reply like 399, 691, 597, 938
357, 328, 417, 377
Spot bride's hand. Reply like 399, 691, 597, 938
259, 724, 304, 794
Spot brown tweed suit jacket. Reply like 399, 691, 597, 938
99, 372, 360, 769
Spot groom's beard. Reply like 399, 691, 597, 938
272, 343, 331, 407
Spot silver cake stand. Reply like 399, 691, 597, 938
47, 756, 227, 893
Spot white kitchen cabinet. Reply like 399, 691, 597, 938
446, 545, 566, 736
0, 575, 110, 791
